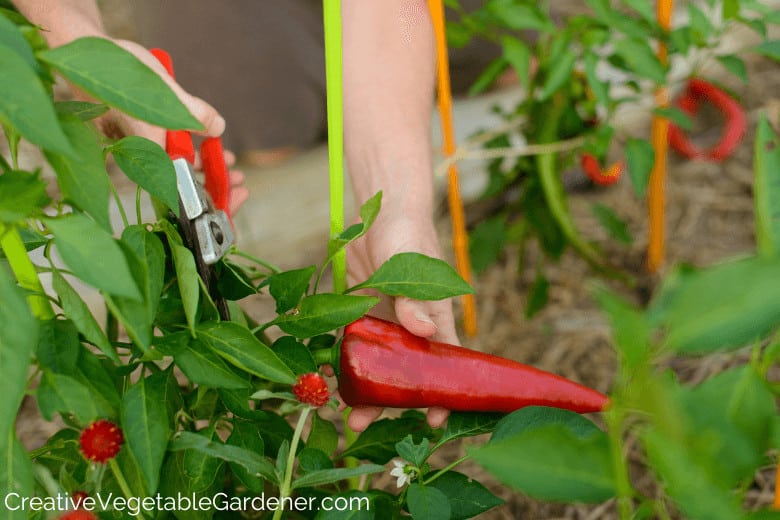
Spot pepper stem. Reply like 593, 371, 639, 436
273, 406, 311, 520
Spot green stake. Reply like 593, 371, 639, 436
323, 0, 346, 294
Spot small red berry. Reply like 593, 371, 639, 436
292, 373, 330, 407
60, 510, 97, 520
71, 491, 88, 509
79, 419, 124, 463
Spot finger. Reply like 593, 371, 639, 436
224, 150, 236, 167
394, 297, 438, 338
185, 94, 226, 137
229, 187, 250, 215
426, 407, 449, 429
347, 406, 383, 432
229, 170, 245, 186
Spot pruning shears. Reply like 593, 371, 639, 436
150, 48, 234, 320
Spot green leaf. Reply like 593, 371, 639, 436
197, 321, 296, 384
275, 293, 379, 338
407, 484, 451, 520
625, 137, 654, 198
292, 464, 385, 489
170, 431, 277, 483
584, 52, 609, 108
613, 38, 666, 84
500, 36, 531, 92
44, 116, 111, 231
170, 242, 200, 335
0, 43, 72, 155
0, 14, 37, 70
216, 261, 256, 300
688, 3, 714, 41
654, 106, 693, 130
716, 54, 748, 82
435, 413, 501, 449
474, 423, 615, 502
298, 448, 333, 472
621, 0, 654, 22
272, 336, 318, 375
491, 406, 602, 443
540, 52, 577, 100
468, 215, 507, 275
591, 203, 633, 245
525, 272, 549, 318
649, 256, 780, 353
723, 0, 739, 18
55, 100, 110, 121
0, 170, 49, 223
396, 435, 429, 467
428, 471, 504, 520
174, 339, 250, 389
754, 115, 780, 257
0, 266, 37, 454
37, 371, 99, 423
307, 412, 339, 456
642, 428, 743, 520
227, 421, 266, 492
44, 214, 141, 301
341, 416, 433, 464
35, 319, 79, 375
52, 270, 118, 363
121, 376, 170, 494
327, 191, 382, 259
265, 266, 316, 314
468, 57, 509, 96
487, 0, 554, 31
103, 226, 165, 351
39, 37, 202, 130
0, 437, 33, 520
593, 287, 650, 369
348, 252, 473, 300
754, 40, 780, 61
109, 136, 179, 216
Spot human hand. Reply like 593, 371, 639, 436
339, 212, 458, 432
88, 39, 249, 213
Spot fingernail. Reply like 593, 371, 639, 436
415, 310, 437, 329
214, 115, 226, 134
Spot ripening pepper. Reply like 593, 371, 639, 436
667, 77, 746, 162
580, 153, 624, 186
338, 316, 608, 414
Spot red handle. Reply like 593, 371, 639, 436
201, 137, 232, 218
149, 48, 195, 164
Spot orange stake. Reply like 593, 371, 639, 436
428, 0, 477, 336
647, 0, 674, 273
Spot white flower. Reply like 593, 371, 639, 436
390, 459, 415, 488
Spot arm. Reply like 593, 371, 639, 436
342, 0, 454, 429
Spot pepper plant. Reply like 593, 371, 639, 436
2, 5, 780, 520
447, 0, 780, 315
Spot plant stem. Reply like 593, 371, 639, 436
323, 0, 346, 294
606, 406, 633, 520
109, 180, 130, 229
422, 454, 470, 485
109, 458, 144, 520
231, 248, 281, 274
0, 223, 54, 319
273, 406, 311, 520
136, 185, 143, 225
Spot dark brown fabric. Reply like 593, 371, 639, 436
131, 0, 499, 154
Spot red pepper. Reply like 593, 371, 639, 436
580, 153, 624, 186
667, 77, 746, 162
338, 316, 608, 414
